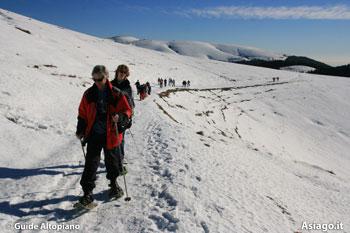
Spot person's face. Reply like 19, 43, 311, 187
92, 74, 107, 90
117, 70, 127, 80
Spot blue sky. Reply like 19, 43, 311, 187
1, 0, 350, 66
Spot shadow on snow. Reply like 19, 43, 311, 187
0, 164, 109, 221
0, 163, 109, 179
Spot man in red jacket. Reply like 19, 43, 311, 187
76, 65, 131, 206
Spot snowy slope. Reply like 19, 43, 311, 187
280, 65, 316, 73
1, 8, 350, 233
110, 36, 287, 62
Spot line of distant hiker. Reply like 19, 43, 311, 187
157, 78, 191, 88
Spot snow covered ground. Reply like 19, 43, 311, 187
1, 8, 350, 233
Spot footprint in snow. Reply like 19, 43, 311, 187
158, 187, 178, 207
149, 214, 179, 231
310, 119, 325, 126
201, 221, 210, 233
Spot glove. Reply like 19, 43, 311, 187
76, 117, 86, 136
116, 113, 128, 133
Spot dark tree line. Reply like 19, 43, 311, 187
235, 56, 350, 78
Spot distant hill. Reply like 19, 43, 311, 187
310, 64, 350, 77
237, 56, 350, 78
109, 36, 287, 62
236, 56, 332, 70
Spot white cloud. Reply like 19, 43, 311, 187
176, 5, 350, 20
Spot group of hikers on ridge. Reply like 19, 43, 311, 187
158, 77, 175, 88
158, 77, 191, 88
158, 78, 191, 88
75, 64, 134, 206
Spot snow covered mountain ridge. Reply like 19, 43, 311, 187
110, 35, 287, 62
1, 8, 350, 233
110, 37, 350, 77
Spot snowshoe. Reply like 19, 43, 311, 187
73, 201, 97, 210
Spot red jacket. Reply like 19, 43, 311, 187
77, 80, 131, 150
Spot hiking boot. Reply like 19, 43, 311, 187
108, 180, 124, 198
79, 190, 94, 206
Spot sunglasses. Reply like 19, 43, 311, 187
119, 71, 127, 74
92, 77, 105, 82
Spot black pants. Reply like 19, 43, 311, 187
80, 132, 122, 192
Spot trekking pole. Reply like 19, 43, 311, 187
128, 128, 144, 156
115, 122, 132, 202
